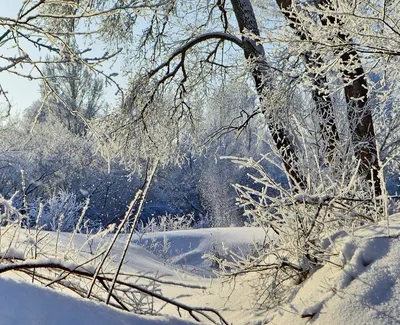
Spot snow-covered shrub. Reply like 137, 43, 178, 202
136, 213, 195, 264
38, 190, 84, 232
210, 154, 386, 308
0, 194, 26, 226
137, 213, 195, 235
0, 117, 142, 226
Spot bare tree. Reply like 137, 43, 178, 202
318, 0, 381, 195
0, 0, 171, 116
275, 0, 341, 164
230, 0, 306, 189
28, 60, 106, 135
124, 0, 390, 195
123, 0, 309, 189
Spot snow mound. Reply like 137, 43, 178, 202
269, 214, 400, 325
0, 277, 196, 325
134, 227, 267, 276
3, 219, 400, 325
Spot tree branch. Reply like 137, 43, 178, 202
148, 32, 243, 78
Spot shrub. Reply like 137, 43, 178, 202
210, 154, 387, 308
37, 190, 84, 232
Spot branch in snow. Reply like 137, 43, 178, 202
0, 256, 227, 325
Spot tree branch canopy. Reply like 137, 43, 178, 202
148, 32, 243, 78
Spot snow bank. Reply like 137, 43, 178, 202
268, 214, 400, 325
3, 218, 400, 325
0, 276, 196, 325
0, 226, 268, 325
134, 227, 268, 276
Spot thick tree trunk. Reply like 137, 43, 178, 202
318, 1, 381, 196
276, 0, 340, 163
231, 0, 307, 190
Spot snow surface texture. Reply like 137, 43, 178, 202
134, 227, 267, 276
268, 215, 400, 325
0, 227, 267, 325
0, 277, 195, 325
2, 218, 400, 324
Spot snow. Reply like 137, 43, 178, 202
0, 226, 268, 325
268, 215, 400, 325
2, 217, 400, 324
134, 227, 267, 276
0, 276, 195, 325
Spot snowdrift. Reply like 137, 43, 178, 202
1, 218, 400, 324
268, 215, 400, 325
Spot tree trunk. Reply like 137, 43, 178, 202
231, 0, 307, 190
318, 0, 381, 195
276, 0, 340, 163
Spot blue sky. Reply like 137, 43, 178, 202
0, 2, 39, 115
3, 2, 19, 15
0, 2, 124, 116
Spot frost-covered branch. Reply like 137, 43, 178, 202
0, 256, 227, 324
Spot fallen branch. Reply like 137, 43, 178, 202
0, 258, 228, 325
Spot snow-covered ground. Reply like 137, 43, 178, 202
1, 217, 400, 324
267, 216, 400, 325
0, 276, 195, 325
